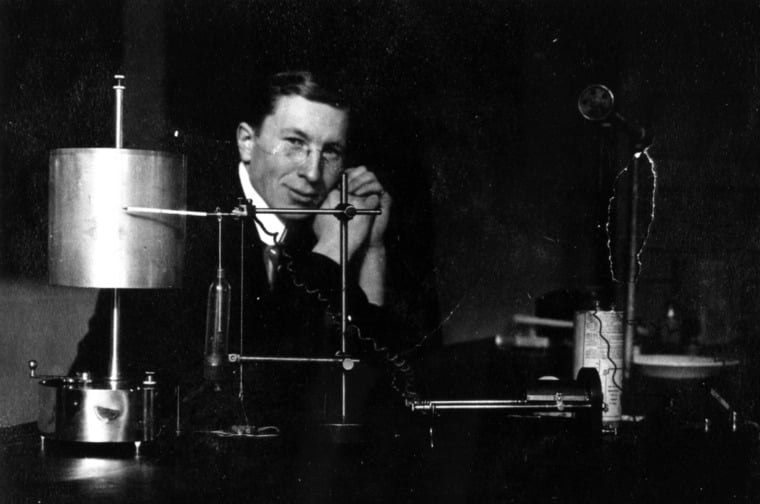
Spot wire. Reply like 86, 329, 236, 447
604, 145, 658, 284
246, 209, 419, 401
591, 309, 623, 394
354, 323, 419, 401
252, 214, 281, 242
280, 248, 419, 401
404, 294, 464, 355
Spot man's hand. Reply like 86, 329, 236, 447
312, 166, 389, 263
344, 166, 392, 251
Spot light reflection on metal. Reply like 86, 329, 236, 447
48, 148, 186, 288
37, 377, 157, 443
57, 457, 132, 482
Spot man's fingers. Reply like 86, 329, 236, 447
320, 188, 341, 208
344, 167, 384, 197
321, 187, 380, 211
353, 193, 381, 209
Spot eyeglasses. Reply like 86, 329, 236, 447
255, 137, 345, 171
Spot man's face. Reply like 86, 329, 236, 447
238, 95, 349, 221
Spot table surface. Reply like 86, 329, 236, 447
2, 409, 759, 504
4, 341, 759, 503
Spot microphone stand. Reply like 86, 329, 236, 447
578, 84, 654, 379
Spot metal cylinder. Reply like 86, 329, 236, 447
49, 148, 186, 288
573, 310, 624, 426
37, 378, 157, 443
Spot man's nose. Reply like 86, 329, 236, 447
298, 150, 322, 182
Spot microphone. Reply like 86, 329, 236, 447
578, 84, 652, 149
204, 266, 231, 386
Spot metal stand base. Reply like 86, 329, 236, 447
37, 379, 158, 443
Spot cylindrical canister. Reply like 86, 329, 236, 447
573, 310, 624, 425
37, 378, 157, 442
49, 148, 186, 288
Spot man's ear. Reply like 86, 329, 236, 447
237, 122, 255, 163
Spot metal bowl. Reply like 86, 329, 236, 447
633, 354, 739, 380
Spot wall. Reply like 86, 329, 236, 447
0, 278, 96, 426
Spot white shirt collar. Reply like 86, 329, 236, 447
238, 162, 286, 246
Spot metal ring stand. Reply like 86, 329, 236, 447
29, 75, 186, 448
127, 164, 381, 440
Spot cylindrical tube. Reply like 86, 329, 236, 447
109, 290, 121, 381
204, 268, 231, 384
573, 310, 624, 426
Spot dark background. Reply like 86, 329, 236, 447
2, 0, 760, 414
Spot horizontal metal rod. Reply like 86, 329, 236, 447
229, 354, 359, 364
409, 399, 596, 412
123, 206, 381, 218
420, 399, 529, 406
512, 313, 574, 329
123, 206, 237, 217
252, 208, 381, 215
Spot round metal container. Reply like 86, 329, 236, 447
48, 148, 186, 288
37, 379, 157, 443
633, 354, 739, 380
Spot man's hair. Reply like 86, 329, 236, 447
246, 70, 351, 130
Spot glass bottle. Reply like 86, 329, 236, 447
204, 267, 231, 385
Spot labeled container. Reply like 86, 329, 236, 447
573, 310, 624, 426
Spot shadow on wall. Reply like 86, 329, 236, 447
0, 277, 97, 427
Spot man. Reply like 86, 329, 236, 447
235, 71, 390, 307
196, 71, 402, 430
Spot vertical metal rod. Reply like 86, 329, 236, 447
238, 219, 245, 403
114, 75, 125, 149
217, 212, 223, 270
624, 152, 641, 379
175, 386, 181, 436
340, 171, 349, 422
109, 75, 126, 383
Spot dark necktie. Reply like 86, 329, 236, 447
263, 243, 281, 289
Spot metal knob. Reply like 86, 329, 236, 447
28, 360, 38, 378
142, 371, 157, 386
75, 371, 92, 383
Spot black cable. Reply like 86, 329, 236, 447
592, 309, 623, 394
280, 248, 419, 401
249, 210, 418, 400
251, 214, 281, 243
